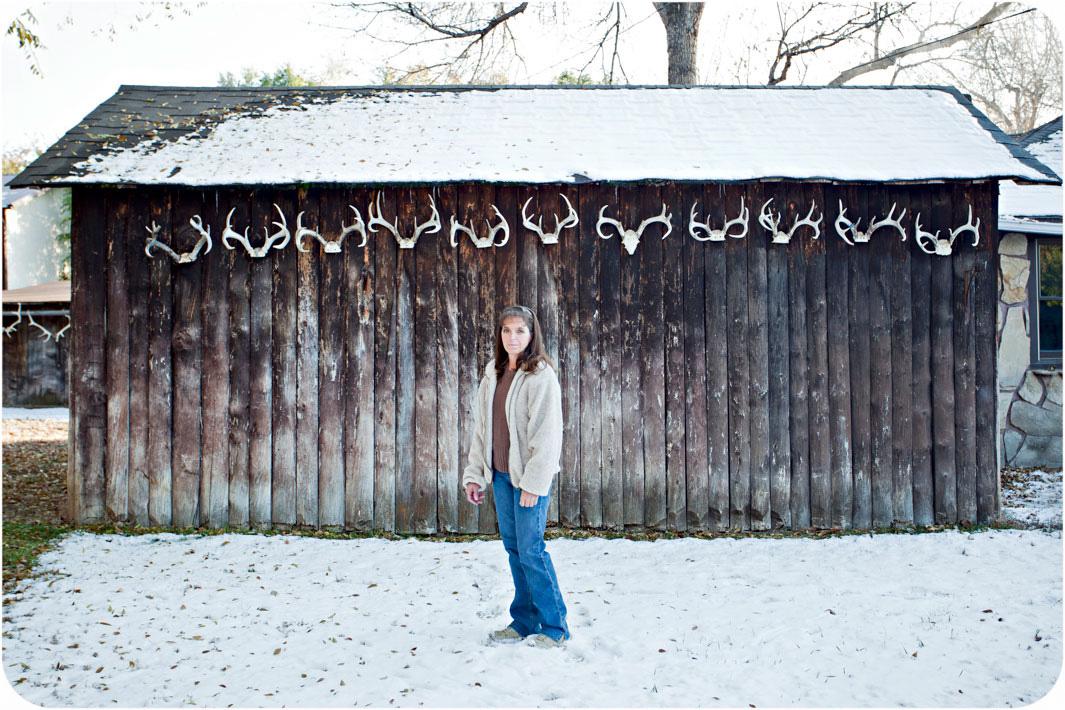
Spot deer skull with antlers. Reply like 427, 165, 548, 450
689, 197, 749, 242
295, 206, 367, 254
368, 192, 441, 249
451, 204, 510, 248
223, 204, 290, 258
913, 206, 981, 256
758, 199, 821, 244
834, 201, 907, 246
144, 215, 213, 264
596, 203, 672, 255
521, 194, 578, 245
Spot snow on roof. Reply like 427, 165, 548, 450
999, 117, 1062, 227
13, 85, 1060, 187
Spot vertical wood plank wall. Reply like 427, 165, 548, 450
68, 181, 999, 532
1, 314, 70, 406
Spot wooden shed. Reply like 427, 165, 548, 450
10, 85, 1059, 534
2, 280, 71, 406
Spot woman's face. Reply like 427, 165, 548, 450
500, 316, 533, 359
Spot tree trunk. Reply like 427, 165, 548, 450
654, 2, 704, 85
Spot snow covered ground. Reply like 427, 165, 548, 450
1002, 468, 1063, 531
1, 407, 69, 421
2, 526, 1061, 707
2, 414, 1060, 706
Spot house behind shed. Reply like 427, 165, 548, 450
2, 176, 72, 405
10, 85, 1059, 534
2, 280, 71, 406
997, 117, 1063, 469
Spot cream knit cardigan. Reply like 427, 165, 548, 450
461, 358, 564, 497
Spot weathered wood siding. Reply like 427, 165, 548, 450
1, 313, 70, 406
68, 181, 1000, 532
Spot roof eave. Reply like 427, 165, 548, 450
999, 216, 1063, 236
14, 173, 1057, 189
7, 169, 47, 190
937, 86, 1061, 184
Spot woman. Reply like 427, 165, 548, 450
462, 304, 571, 648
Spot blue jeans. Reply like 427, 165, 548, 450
492, 468, 571, 641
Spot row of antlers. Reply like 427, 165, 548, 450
145, 196, 980, 264
691, 199, 979, 256
2, 304, 70, 341
145, 195, 578, 263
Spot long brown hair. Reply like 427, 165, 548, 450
494, 305, 556, 378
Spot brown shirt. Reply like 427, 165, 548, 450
492, 366, 518, 473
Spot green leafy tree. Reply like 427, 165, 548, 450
218, 63, 319, 87
555, 70, 595, 85
6, 10, 42, 76
3, 145, 41, 175
55, 190, 72, 281
374, 63, 509, 85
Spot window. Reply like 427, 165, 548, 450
1031, 238, 1062, 365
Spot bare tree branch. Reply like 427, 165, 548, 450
874, 7, 1059, 133
348, 2, 529, 82
767, 2, 913, 85
578, 3, 627, 84
828, 2, 1026, 85
389, 1, 528, 40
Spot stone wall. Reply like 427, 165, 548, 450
997, 232, 1063, 469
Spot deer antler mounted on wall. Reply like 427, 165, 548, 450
25, 313, 71, 341
144, 215, 213, 264
2, 304, 22, 338
913, 206, 980, 256
3, 304, 22, 337
596, 203, 672, 255
758, 199, 821, 244
295, 206, 367, 254
222, 205, 290, 258
834, 201, 907, 246
55, 315, 71, 341
521, 194, 578, 245
25, 311, 56, 341
451, 204, 510, 248
368, 192, 441, 249
689, 198, 748, 241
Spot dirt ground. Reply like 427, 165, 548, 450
2, 418, 68, 525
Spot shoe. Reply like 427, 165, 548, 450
525, 633, 565, 648
487, 626, 524, 644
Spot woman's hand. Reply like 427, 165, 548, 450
465, 482, 485, 505
519, 490, 538, 507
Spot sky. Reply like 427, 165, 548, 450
3, 1, 1060, 157
2, 0, 671, 152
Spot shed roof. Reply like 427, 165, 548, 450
999, 116, 1062, 232
1, 280, 71, 305
10, 84, 1060, 188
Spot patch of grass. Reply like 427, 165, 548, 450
35, 517, 1014, 545
3, 521, 73, 594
